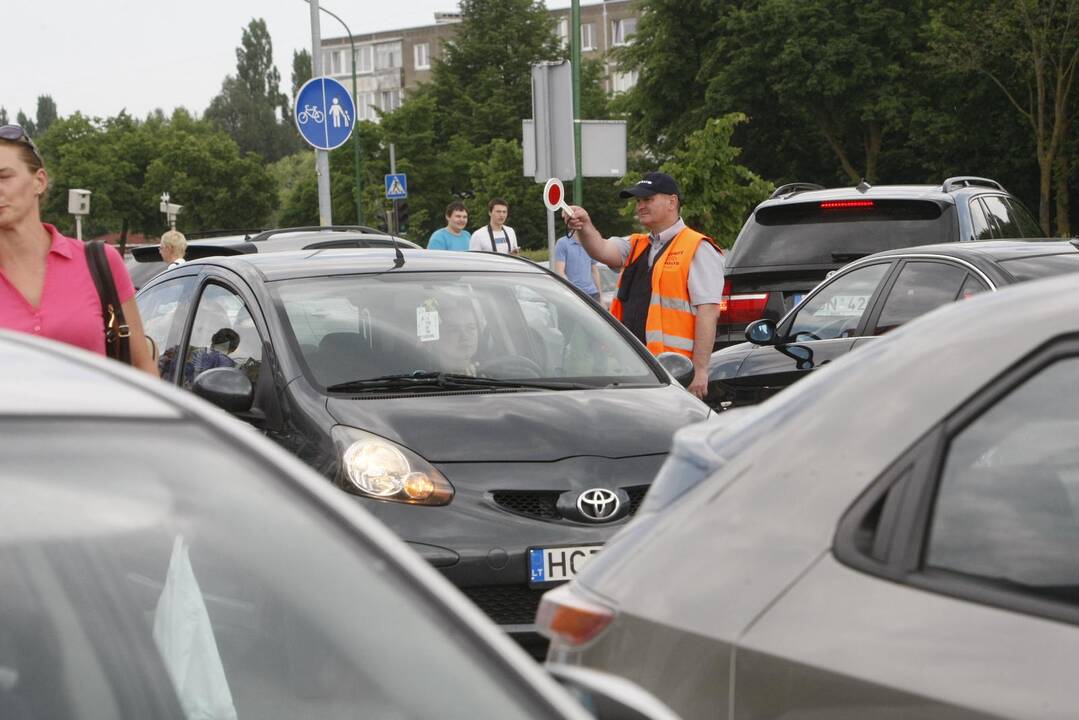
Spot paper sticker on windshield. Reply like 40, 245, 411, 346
417, 307, 440, 342
813, 294, 869, 317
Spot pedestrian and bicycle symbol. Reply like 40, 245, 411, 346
385, 173, 408, 199
294, 77, 356, 151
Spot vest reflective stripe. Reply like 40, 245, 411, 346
650, 294, 695, 314
645, 330, 694, 351
611, 227, 717, 358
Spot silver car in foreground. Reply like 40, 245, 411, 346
0, 330, 675, 720
538, 273, 1079, 719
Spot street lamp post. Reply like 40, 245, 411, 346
305, 0, 364, 223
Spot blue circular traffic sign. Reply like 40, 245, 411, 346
294, 77, 356, 151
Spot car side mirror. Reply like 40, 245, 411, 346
655, 352, 694, 387
777, 343, 814, 370
546, 664, 681, 720
745, 318, 777, 345
191, 367, 254, 413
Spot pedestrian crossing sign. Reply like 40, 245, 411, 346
385, 173, 408, 199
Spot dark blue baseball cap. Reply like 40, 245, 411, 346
619, 171, 680, 199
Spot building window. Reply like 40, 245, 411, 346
556, 17, 569, 49
359, 92, 377, 121
612, 17, 637, 46
357, 45, 373, 74
323, 49, 345, 75
581, 23, 596, 51
612, 70, 638, 94
414, 42, 430, 70
375, 42, 403, 70
380, 89, 402, 113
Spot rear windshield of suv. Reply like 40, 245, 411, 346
727, 199, 953, 268
998, 253, 1079, 282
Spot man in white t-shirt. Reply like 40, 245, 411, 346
469, 198, 519, 254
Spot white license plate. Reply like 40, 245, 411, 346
529, 544, 602, 585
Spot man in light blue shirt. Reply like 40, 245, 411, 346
553, 233, 602, 302
427, 201, 471, 251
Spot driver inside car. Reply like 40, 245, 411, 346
427, 294, 480, 376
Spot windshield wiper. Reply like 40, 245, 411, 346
326, 371, 591, 393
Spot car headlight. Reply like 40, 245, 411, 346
331, 427, 454, 505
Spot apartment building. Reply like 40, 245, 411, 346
319, 0, 638, 122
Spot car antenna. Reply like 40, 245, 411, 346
856, 178, 872, 193
392, 236, 405, 268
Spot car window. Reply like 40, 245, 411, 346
969, 199, 994, 239
179, 284, 263, 390
787, 263, 890, 342
728, 200, 952, 268
273, 271, 657, 388
1004, 198, 1043, 237
137, 276, 196, 381
957, 273, 990, 300
981, 195, 1042, 238
926, 357, 1079, 605
0, 420, 551, 720
872, 261, 969, 336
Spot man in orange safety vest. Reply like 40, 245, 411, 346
563, 172, 724, 399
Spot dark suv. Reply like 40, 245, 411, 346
715, 177, 1044, 347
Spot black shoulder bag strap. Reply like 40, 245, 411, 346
85, 241, 133, 365
487, 224, 500, 252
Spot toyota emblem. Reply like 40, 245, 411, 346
577, 488, 620, 522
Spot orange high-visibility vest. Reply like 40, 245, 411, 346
610, 227, 718, 357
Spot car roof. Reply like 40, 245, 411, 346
756, 183, 1014, 209
130, 229, 419, 262
178, 248, 550, 282
0, 331, 182, 418
865, 239, 1078, 262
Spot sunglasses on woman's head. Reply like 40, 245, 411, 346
0, 124, 44, 163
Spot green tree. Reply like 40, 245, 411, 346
35, 95, 58, 136
609, 0, 724, 159
709, 0, 928, 184
659, 114, 773, 247
0, 107, 8, 125
37, 112, 277, 238
205, 18, 299, 162
15, 111, 35, 138
144, 123, 277, 230
291, 49, 313, 103
428, 0, 563, 147
929, 0, 1079, 235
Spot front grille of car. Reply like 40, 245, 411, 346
491, 491, 561, 519
625, 484, 649, 514
491, 485, 650, 521
461, 585, 548, 625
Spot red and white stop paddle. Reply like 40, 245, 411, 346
543, 178, 573, 215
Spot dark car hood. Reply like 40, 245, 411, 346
326, 385, 708, 463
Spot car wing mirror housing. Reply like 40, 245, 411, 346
745, 318, 777, 345
778, 343, 814, 370
191, 367, 254, 413
545, 664, 681, 720
655, 351, 694, 387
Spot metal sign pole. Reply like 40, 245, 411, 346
309, 0, 333, 226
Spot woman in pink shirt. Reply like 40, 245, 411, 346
0, 125, 156, 374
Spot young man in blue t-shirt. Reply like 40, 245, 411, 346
554, 233, 603, 302
427, 201, 471, 251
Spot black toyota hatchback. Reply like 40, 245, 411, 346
136, 248, 708, 652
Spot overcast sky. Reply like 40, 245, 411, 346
7, 0, 574, 122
